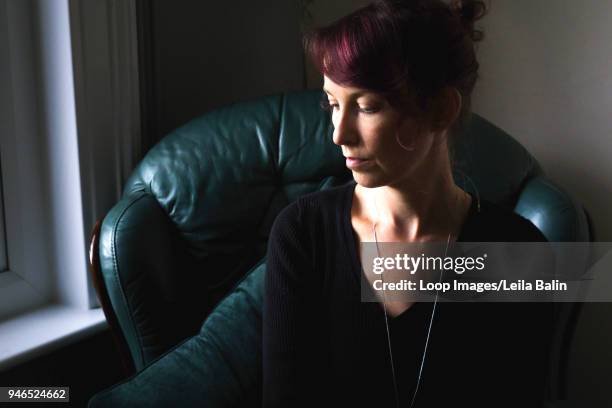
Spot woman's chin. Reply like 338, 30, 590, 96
352, 173, 387, 189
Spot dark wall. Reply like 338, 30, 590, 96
138, 0, 306, 150
0, 330, 124, 408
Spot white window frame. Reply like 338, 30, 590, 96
0, 167, 8, 273
0, 0, 141, 370
0, 0, 53, 322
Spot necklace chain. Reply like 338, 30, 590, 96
367, 184, 479, 407
372, 223, 450, 408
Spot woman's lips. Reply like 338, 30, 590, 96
345, 157, 373, 170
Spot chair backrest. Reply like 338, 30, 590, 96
96, 89, 589, 372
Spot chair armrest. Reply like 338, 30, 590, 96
89, 261, 265, 408
514, 175, 590, 399
515, 176, 590, 242
99, 191, 201, 371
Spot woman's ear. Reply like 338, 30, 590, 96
430, 87, 462, 132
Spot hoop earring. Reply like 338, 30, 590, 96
395, 132, 415, 152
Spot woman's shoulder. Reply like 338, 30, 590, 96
461, 196, 548, 242
296, 179, 356, 209
266, 180, 355, 275
273, 180, 355, 226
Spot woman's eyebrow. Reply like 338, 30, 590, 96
323, 88, 369, 98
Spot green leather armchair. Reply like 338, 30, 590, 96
88, 90, 590, 407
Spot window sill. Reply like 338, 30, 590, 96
0, 304, 107, 371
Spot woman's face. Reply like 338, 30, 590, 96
323, 75, 437, 188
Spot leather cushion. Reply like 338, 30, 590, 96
89, 260, 266, 408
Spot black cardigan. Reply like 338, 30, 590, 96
263, 180, 554, 408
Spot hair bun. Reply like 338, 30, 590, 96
451, 0, 487, 42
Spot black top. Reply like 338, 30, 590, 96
263, 180, 554, 408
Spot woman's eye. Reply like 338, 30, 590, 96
321, 99, 379, 114
321, 99, 339, 112
359, 106, 379, 114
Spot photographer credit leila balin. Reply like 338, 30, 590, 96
360, 242, 584, 303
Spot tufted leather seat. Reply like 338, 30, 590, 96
88, 90, 589, 407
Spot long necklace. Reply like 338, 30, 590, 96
373, 225, 451, 408
368, 184, 480, 407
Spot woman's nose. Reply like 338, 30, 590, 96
332, 111, 358, 146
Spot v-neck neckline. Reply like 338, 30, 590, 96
342, 180, 479, 318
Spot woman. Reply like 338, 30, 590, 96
263, 0, 554, 406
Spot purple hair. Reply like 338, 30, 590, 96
304, 0, 487, 133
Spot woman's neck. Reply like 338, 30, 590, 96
357, 144, 471, 242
